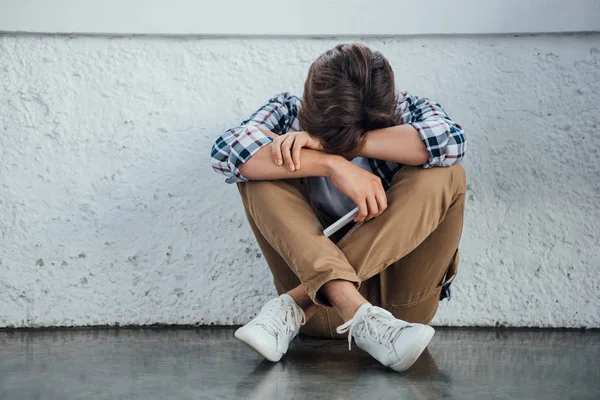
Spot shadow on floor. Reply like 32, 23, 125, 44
1, 328, 599, 399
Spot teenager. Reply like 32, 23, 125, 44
211, 43, 466, 372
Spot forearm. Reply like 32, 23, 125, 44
238, 143, 343, 180
357, 124, 429, 166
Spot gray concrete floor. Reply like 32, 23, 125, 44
1, 328, 599, 400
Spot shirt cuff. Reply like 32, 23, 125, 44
226, 125, 274, 182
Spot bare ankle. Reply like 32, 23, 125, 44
302, 304, 320, 321
286, 285, 316, 312
321, 280, 369, 322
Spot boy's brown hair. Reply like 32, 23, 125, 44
298, 43, 401, 156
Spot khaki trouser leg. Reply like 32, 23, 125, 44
326, 165, 467, 336
237, 179, 360, 307
243, 208, 344, 339
237, 164, 466, 339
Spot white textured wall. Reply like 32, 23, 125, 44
1, 34, 599, 328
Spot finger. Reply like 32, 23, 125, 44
281, 136, 295, 171
375, 191, 388, 217
355, 199, 368, 222
292, 136, 305, 169
366, 195, 379, 220
272, 136, 283, 166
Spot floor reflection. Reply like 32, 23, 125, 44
235, 348, 449, 400
0, 328, 598, 400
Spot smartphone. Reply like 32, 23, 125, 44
323, 207, 359, 238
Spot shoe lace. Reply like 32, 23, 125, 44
256, 299, 306, 337
336, 307, 413, 350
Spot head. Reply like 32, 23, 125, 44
298, 43, 401, 156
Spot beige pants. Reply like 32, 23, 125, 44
237, 164, 466, 339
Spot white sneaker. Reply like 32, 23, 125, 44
336, 303, 435, 372
234, 294, 305, 362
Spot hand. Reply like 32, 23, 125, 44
328, 158, 387, 222
259, 127, 323, 171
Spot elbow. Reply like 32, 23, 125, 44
417, 146, 430, 165
408, 149, 430, 166
238, 158, 260, 181
237, 162, 252, 179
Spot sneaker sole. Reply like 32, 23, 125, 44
234, 327, 284, 363
389, 326, 435, 372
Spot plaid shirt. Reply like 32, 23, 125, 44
211, 91, 466, 188
211, 92, 465, 301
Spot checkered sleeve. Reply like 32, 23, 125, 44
210, 92, 301, 183
399, 92, 466, 168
